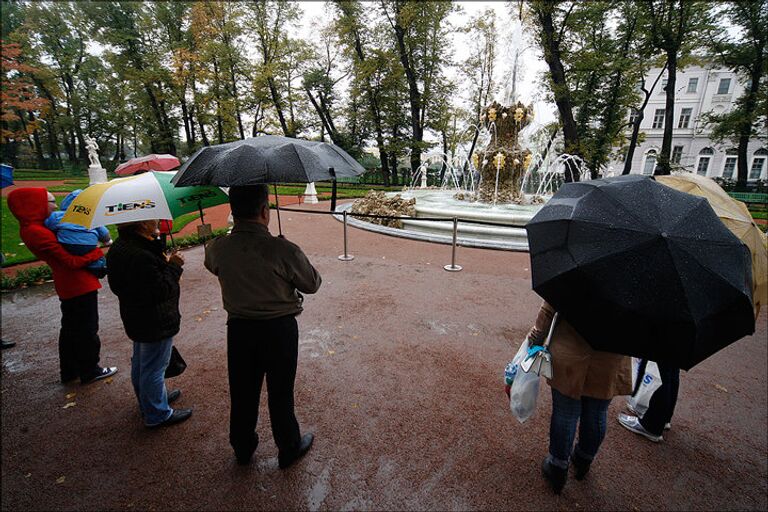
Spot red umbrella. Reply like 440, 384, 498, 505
114, 154, 181, 176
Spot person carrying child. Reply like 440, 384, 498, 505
45, 189, 111, 278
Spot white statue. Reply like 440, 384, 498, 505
84, 135, 101, 168
84, 135, 107, 185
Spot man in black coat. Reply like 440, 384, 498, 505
107, 220, 192, 428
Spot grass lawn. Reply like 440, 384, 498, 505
2, 198, 200, 267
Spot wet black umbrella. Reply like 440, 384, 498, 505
171, 135, 365, 187
525, 175, 754, 370
171, 135, 365, 234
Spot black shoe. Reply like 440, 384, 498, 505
61, 374, 78, 384
148, 408, 192, 428
1, 340, 16, 350
571, 452, 591, 481
234, 434, 260, 466
542, 458, 567, 494
278, 433, 314, 469
168, 389, 181, 404
81, 366, 118, 384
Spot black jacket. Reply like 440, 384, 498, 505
106, 232, 183, 343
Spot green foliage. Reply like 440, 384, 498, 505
1, 264, 53, 291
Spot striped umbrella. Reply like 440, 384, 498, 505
115, 154, 181, 176
61, 171, 228, 229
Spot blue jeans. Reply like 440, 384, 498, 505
548, 388, 611, 469
131, 338, 173, 426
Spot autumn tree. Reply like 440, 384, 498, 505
0, 42, 50, 167
703, 0, 767, 190
639, 0, 712, 175
380, 0, 456, 175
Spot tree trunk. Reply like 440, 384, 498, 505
27, 111, 46, 168
736, 66, 762, 191
393, 20, 423, 176
655, 51, 677, 175
268, 77, 293, 138
180, 96, 193, 152
538, 6, 580, 182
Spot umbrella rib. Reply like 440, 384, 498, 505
592, 186, 659, 234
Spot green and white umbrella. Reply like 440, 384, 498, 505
62, 171, 229, 229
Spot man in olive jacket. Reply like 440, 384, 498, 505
205, 185, 321, 469
107, 220, 192, 428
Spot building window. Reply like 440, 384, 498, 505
717, 78, 731, 95
722, 155, 737, 179
643, 150, 657, 175
671, 146, 684, 164
652, 109, 665, 129
696, 147, 715, 176
628, 109, 640, 125
678, 108, 692, 128
749, 149, 767, 180
659, 78, 668, 94
687, 77, 698, 93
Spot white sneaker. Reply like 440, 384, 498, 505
618, 413, 663, 442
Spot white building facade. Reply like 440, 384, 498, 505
624, 65, 767, 181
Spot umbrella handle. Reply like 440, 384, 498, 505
544, 312, 559, 349
273, 183, 283, 236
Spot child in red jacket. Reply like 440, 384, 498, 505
7, 188, 117, 384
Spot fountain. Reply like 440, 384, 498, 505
342, 12, 594, 251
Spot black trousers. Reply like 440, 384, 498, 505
227, 315, 301, 457
59, 291, 101, 382
640, 362, 680, 436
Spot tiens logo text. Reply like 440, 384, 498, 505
104, 200, 156, 216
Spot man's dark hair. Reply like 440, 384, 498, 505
229, 184, 269, 219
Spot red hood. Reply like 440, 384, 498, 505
7, 188, 50, 226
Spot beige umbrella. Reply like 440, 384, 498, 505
657, 173, 767, 318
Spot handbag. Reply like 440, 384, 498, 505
165, 346, 187, 379
519, 312, 558, 379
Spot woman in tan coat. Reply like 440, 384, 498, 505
527, 301, 632, 494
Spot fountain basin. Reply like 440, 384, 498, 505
338, 189, 546, 251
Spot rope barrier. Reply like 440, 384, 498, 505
276, 206, 527, 228
273, 203, 531, 272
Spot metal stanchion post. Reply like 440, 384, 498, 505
444, 217, 462, 272
338, 210, 355, 261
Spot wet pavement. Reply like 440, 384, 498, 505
2, 201, 767, 511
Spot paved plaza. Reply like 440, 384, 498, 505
2, 201, 766, 511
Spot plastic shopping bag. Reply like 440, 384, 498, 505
509, 343, 541, 424
626, 358, 661, 417
504, 339, 530, 397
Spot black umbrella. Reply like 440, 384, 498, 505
171, 135, 365, 235
525, 175, 754, 370
171, 135, 365, 186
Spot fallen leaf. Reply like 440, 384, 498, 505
352, 336, 359, 340
25, 473, 31, 478
56, 476, 65, 484
63, 402, 76, 409
211, 307, 219, 311
65, 393, 76, 400
104, 377, 113, 384
714, 384, 728, 393
195, 316, 203, 322
351, 403, 358, 408
327, 350, 335, 355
